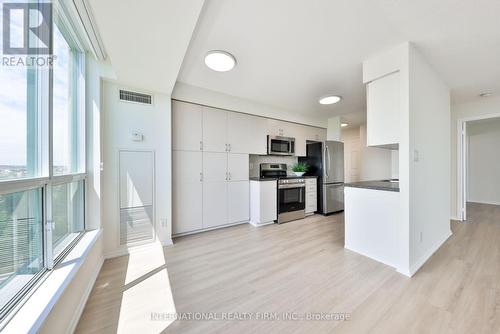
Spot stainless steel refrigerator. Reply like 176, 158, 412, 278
298, 141, 344, 214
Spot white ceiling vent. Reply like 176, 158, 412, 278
119, 89, 153, 105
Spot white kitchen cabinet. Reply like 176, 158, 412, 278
306, 126, 327, 142
172, 101, 203, 151
292, 124, 308, 157
228, 153, 249, 181
203, 106, 228, 152
305, 178, 317, 214
227, 112, 267, 154
173, 182, 203, 234
227, 181, 250, 224
267, 119, 294, 137
250, 180, 277, 226
203, 182, 228, 229
366, 71, 400, 148
172, 151, 203, 234
203, 152, 228, 182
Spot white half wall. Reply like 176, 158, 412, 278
467, 117, 500, 205
409, 45, 451, 273
101, 80, 173, 257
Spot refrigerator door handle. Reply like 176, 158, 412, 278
324, 146, 330, 178
327, 146, 332, 177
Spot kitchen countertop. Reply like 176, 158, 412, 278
344, 180, 400, 192
249, 176, 318, 181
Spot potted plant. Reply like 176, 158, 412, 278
291, 162, 308, 177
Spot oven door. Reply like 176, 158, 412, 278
278, 185, 305, 213
268, 136, 295, 155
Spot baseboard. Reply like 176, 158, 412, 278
468, 200, 500, 206
66, 255, 104, 333
162, 238, 173, 247
450, 216, 461, 221
409, 229, 453, 276
249, 220, 275, 227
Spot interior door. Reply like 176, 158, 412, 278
461, 121, 467, 221
203, 106, 227, 152
323, 183, 344, 214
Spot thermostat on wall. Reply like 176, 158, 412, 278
132, 133, 144, 142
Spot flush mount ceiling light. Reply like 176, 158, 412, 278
204, 50, 236, 72
319, 95, 341, 105
341, 123, 349, 128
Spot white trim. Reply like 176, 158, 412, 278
456, 112, 500, 221
408, 230, 452, 276
2, 230, 102, 334
172, 221, 249, 238
249, 220, 275, 227
66, 256, 104, 333
467, 200, 500, 206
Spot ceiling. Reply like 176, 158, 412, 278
177, 0, 500, 125
87, 0, 205, 94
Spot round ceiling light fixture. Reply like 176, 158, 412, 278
319, 95, 342, 105
341, 122, 349, 128
204, 50, 236, 72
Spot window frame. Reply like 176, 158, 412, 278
0, 1, 88, 324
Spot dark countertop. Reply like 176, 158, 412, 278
344, 180, 400, 192
249, 175, 318, 181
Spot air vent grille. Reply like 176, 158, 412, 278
119, 89, 152, 104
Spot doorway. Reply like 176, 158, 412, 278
458, 114, 500, 221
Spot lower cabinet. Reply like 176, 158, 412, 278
202, 181, 228, 229
172, 150, 250, 235
305, 178, 317, 214
227, 181, 250, 223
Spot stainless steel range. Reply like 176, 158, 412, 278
260, 163, 306, 224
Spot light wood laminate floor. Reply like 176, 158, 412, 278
76, 203, 500, 333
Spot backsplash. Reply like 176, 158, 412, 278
249, 155, 298, 177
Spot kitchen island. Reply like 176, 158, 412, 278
344, 181, 400, 268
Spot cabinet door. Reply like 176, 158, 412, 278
172, 101, 203, 151
203, 152, 228, 182
228, 153, 249, 181
172, 151, 203, 234
173, 151, 202, 182
366, 72, 400, 147
173, 182, 203, 234
292, 124, 307, 157
227, 113, 267, 154
203, 182, 227, 229
203, 106, 227, 152
227, 181, 250, 224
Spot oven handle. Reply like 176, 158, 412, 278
278, 184, 306, 189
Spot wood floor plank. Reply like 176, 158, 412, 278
75, 203, 500, 334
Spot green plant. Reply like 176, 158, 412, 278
291, 162, 309, 173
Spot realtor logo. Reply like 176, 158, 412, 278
2, 2, 52, 55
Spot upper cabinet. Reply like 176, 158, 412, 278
172, 100, 203, 151
227, 112, 267, 155
366, 71, 400, 148
203, 106, 228, 152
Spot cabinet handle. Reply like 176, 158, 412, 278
229, 172, 231, 180
200, 141, 203, 151
225, 143, 228, 152
225, 172, 228, 181
228, 143, 231, 152
200, 172, 203, 182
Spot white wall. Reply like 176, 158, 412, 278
451, 96, 500, 219
409, 45, 451, 272
467, 118, 500, 205
101, 80, 173, 257
173, 82, 327, 128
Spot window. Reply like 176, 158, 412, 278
0, 1, 86, 322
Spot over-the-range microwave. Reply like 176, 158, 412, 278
267, 135, 295, 155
